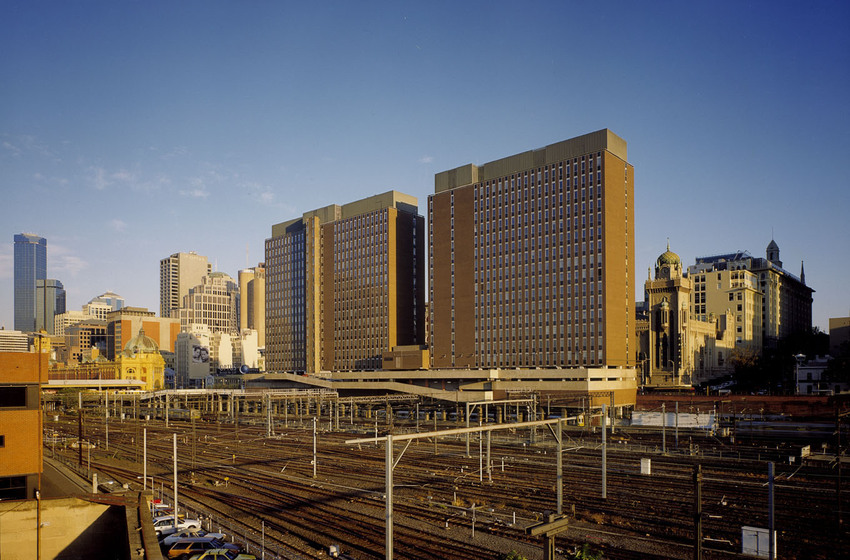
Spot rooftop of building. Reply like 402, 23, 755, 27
434, 129, 627, 193
271, 190, 419, 237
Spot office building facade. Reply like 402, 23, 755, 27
13, 233, 47, 332
265, 191, 424, 373
159, 251, 211, 318
429, 130, 635, 369
35, 279, 65, 335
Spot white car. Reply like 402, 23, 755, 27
160, 530, 227, 547
153, 515, 201, 537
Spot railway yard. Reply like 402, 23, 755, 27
42, 392, 846, 560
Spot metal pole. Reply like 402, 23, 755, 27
662, 403, 666, 454
173, 433, 178, 531
78, 405, 83, 467
557, 419, 563, 514
602, 403, 607, 499
105, 391, 109, 451
768, 462, 775, 560
479, 428, 483, 482
261, 520, 265, 560
487, 430, 492, 483
386, 433, 393, 560
466, 403, 471, 457
675, 401, 679, 449
434, 414, 437, 455
694, 465, 702, 560
143, 428, 147, 490
312, 417, 317, 479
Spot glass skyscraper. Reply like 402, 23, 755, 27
14, 233, 47, 332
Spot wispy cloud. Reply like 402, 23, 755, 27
2, 140, 22, 158
1, 134, 56, 160
49, 243, 88, 277
419, 155, 434, 164
109, 219, 128, 233
0, 249, 12, 280
181, 188, 210, 198
88, 165, 167, 192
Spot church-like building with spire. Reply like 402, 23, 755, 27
638, 243, 736, 388
638, 238, 814, 389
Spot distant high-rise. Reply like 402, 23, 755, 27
159, 251, 211, 318
429, 130, 635, 369
36, 278, 65, 335
238, 264, 265, 347
176, 272, 240, 334
13, 233, 47, 332
265, 191, 425, 373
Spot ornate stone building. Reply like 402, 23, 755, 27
639, 244, 735, 388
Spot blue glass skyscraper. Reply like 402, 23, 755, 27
14, 233, 47, 332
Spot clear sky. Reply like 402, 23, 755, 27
2, 1, 848, 332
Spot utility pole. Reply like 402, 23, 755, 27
602, 403, 607, 499
768, 462, 775, 560
694, 465, 702, 560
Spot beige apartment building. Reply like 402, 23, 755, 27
687, 240, 812, 350
265, 191, 425, 373
428, 129, 635, 369
176, 272, 239, 334
159, 251, 211, 318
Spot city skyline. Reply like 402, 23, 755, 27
2, 2, 849, 332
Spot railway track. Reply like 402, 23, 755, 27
46, 407, 845, 559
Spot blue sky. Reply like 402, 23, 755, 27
1, 1, 848, 332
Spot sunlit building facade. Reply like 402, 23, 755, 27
686, 240, 812, 351
429, 130, 635, 369
238, 264, 265, 347
265, 191, 424, 373
159, 251, 212, 318
176, 272, 239, 334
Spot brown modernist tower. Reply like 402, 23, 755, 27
265, 191, 425, 373
428, 129, 635, 369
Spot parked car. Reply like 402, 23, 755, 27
153, 516, 202, 538
160, 530, 227, 547
189, 549, 257, 560
167, 539, 239, 560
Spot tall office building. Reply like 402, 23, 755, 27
13, 233, 47, 332
159, 251, 212, 318
265, 191, 424, 373
35, 279, 65, 335
429, 130, 635, 369
238, 264, 265, 347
